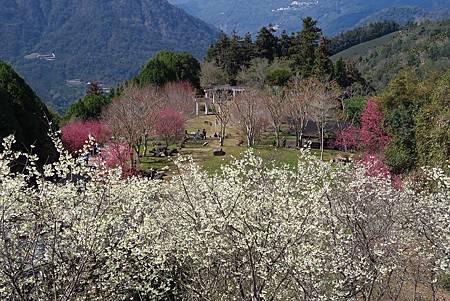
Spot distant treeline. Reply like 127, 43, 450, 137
329, 21, 400, 55
204, 17, 370, 93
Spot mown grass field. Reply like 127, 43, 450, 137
140, 115, 351, 175
331, 31, 399, 62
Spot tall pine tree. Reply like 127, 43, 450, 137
278, 30, 292, 58
255, 25, 279, 62
290, 17, 322, 77
313, 35, 334, 80
206, 32, 230, 68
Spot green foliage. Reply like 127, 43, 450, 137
290, 17, 322, 77
279, 31, 292, 57
205, 18, 364, 88
313, 36, 334, 79
255, 26, 279, 61
414, 72, 450, 168
384, 138, 416, 174
139, 51, 201, 89
345, 20, 450, 91
0, 61, 57, 163
65, 94, 112, 121
380, 69, 422, 173
266, 68, 292, 87
329, 21, 400, 55
333, 58, 371, 93
383, 106, 417, 173
206, 32, 255, 84
379, 69, 450, 173
344, 96, 367, 125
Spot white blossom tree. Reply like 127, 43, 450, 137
0, 133, 448, 301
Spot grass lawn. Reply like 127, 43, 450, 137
139, 115, 352, 175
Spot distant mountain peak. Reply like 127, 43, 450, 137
0, 0, 219, 111
169, 0, 450, 35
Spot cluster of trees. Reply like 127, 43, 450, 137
61, 81, 195, 171
136, 50, 201, 89
214, 77, 342, 159
328, 21, 400, 55
57, 49, 204, 173
336, 69, 450, 174
380, 69, 450, 173
102, 83, 192, 168
0, 61, 58, 165
64, 49, 201, 123
64, 81, 113, 121
0, 134, 448, 300
203, 17, 369, 93
355, 20, 450, 90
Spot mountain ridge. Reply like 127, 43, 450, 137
0, 0, 219, 111
169, 0, 450, 35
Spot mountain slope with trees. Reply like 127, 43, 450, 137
0, 0, 218, 111
169, 0, 450, 35
0, 61, 57, 164
338, 20, 450, 90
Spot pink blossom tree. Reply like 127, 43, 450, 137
61, 120, 109, 153
359, 98, 389, 154
101, 141, 130, 170
155, 108, 186, 147
100, 140, 140, 178
334, 125, 359, 151
335, 98, 389, 154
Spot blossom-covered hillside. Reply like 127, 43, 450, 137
0, 134, 448, 300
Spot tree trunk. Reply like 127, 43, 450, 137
295, 130, 300, 148
133, 146, 140, 168
247, 135, 253, 147
246, 125, 254, 147
299, 129, 304, 148
275, 126, 280, 148
431, 277, 437, 301
142, 134, 148, 157
320, 124, 324, 161
220, 125, 226, 147
130, 150, 135, 169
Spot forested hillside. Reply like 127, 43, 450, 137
0, 61, 57, 164
0, 0, 218, 111
169, 0, 450, 35
328, 21, 400, 55
340, 20, 450, 90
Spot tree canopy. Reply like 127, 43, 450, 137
0, 61, 57, 164
64, 94, 112, 121
204, 18, 369, 92
138, 51, 201, 89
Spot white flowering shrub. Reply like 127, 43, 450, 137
0, 135, 448, 300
